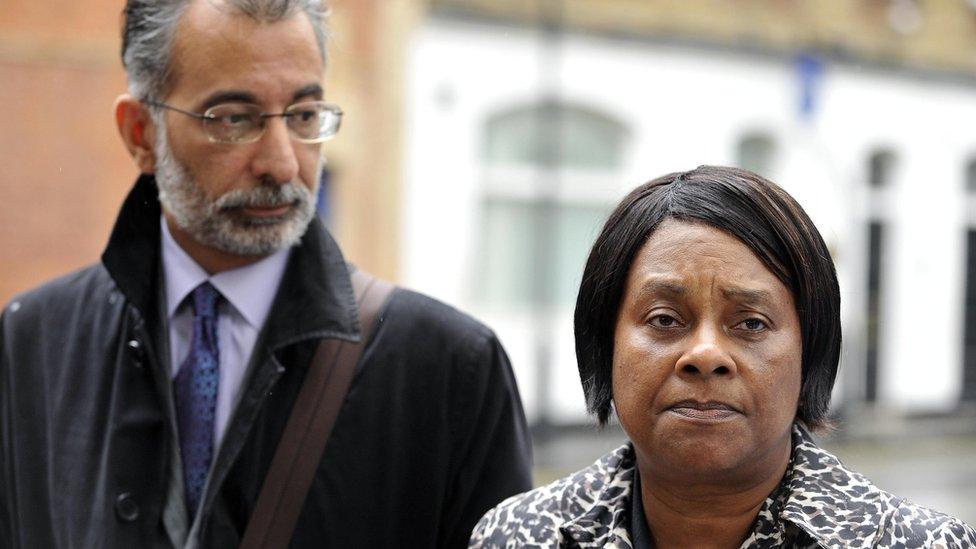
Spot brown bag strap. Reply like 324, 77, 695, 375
239, 269, 395, 549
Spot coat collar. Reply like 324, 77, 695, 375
100, 174, 360, 349
777, 423, 894, 548
101, 173, 165, 324
553, 423, 894, 548
556, 445, 635, 548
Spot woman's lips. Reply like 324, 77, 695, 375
666, 401, 740, 421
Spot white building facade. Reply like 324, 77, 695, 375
400, 16, 976, 425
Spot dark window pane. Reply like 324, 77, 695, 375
966, 159, 976, 193
963, 230, 976, 401
868, 149, 896, 188
865, 221, 884, 402
736, 133, 776, 175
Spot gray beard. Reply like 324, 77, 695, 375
153, 125, 319, 257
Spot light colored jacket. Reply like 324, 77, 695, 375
471, 423, 976, 548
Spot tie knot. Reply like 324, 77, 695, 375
191, 282, 220, 319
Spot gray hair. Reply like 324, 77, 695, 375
121, 0, 329, 101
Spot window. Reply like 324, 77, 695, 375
864, 221, 885, 402
478, 198, 609, 307
963, 230, 976, 401
475, 101, 628, 426
477, 102, 628, 308
861, 149, 898, 404
484, 101, 627, 171
868, 149, 897, 188
736, 132, 777, 176
963, 159, 976, 401
966, 157, 976, 193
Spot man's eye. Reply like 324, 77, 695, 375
221, 113, 253, 126
294, 109, 317, 122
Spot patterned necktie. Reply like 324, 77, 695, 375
174, 282, 221, 516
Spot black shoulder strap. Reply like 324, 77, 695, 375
240, 269, 395, 549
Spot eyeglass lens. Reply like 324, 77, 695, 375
202, 101, 341, 144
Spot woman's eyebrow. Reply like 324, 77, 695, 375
636, 279, 685, 300
721, 286, 773, 304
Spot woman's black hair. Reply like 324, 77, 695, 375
574, 165, 841, 429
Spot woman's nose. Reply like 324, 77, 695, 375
674, 324, 737, 377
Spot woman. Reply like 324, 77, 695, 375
471, 166, 976, 548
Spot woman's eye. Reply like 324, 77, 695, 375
738, 318, 768, 331
649, 314, 680, 328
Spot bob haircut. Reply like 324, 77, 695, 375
575, 165, 841, 429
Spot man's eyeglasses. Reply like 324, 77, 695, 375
143, 100, 343, 144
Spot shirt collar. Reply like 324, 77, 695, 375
629, 468, 653, 549
160, 216, 290, 329
104, 175, 360, 361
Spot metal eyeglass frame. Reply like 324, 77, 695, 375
142, 99, 343, 144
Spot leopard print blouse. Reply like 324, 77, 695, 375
470, 423, 976, 548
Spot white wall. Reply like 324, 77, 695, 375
401, 18, 976, 422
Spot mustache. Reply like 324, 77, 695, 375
214, 182, 311, 211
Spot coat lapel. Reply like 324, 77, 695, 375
558, 445, 636, 548
778, 423, 891, 548
101, 174, 164, 324
100, 175, 363, 543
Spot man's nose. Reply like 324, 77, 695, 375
249, 118, 300, 185
674, 323, 737, 377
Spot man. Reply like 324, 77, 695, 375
0, 1, 532, 547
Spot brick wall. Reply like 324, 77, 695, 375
431, 0, 976, 75
0, 0, 134, 305
0, 1, 419, 305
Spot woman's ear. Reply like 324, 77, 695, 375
114, 94, 157, 174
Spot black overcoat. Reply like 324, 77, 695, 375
0, 175, 533, 548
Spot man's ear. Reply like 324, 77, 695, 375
115, 94, 158, 174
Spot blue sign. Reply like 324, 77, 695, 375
795, 53, 825, 122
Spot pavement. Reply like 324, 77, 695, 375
821, 432, 976, 525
